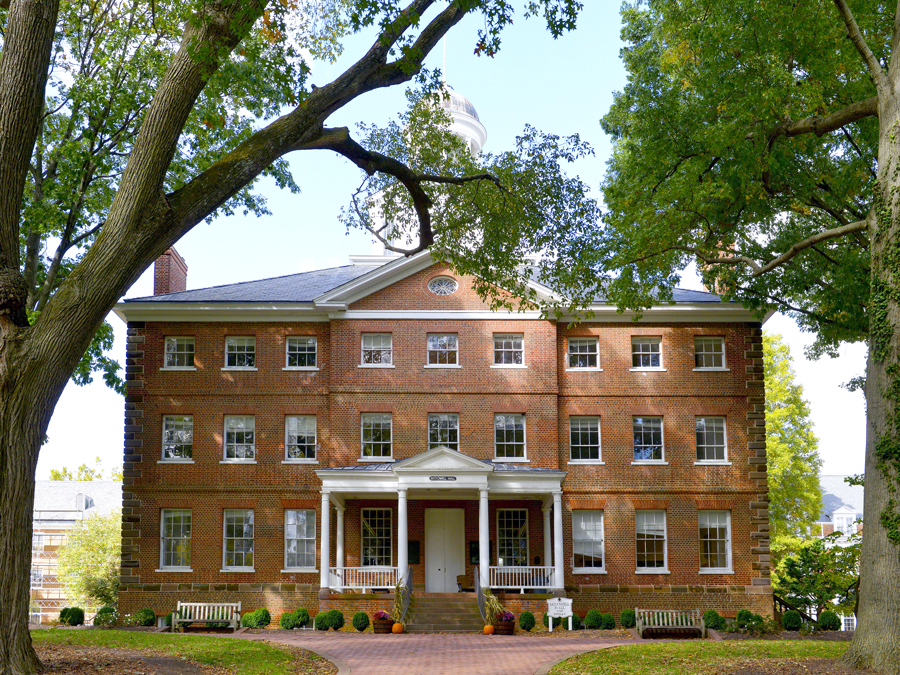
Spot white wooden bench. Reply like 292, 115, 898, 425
635, 608, 706, 639
172, 601, 241, 632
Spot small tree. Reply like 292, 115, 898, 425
56, 509, 121, 607
772, 533, 860, 616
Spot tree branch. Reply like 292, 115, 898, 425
754, 219, 869, 276
768, 96, 878, 140
833, 0, 890, 91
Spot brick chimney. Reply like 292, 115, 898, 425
153, 248, 188, 295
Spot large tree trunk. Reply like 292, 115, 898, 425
842, 86, 900, 674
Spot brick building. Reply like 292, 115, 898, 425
114, 243, 774, 627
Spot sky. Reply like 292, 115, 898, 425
34, 2, 868, 480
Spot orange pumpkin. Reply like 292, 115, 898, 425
392, 622, 404, 634
483, 625, 495, 635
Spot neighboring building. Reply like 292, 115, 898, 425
812, 475, 864, 543
31, 480, 122, 623
113, 88, 773, 627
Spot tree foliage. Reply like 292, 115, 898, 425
772, 533, 860, 616
56, 509, 121, 607
48, 456, 122, 481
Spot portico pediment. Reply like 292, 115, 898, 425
393, 446, 492, 474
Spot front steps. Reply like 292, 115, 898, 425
404, 593, 484, 633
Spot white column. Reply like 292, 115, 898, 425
553, 491, 564, 590
397, 488, 408, 582
320, 492, 331, 590
336, 505, 345, 570
543, 504, 552, 571
479, 487, 490, 588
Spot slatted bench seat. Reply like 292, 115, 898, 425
635, 608, 706, 639
172, 601, 241, 632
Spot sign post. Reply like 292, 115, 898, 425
545, 598, 573, 631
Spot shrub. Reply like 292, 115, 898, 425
620, 609, 636, 629
279, 608, 310, 629
735, 609, 753, 628
781, 610, 803, 631
93, 607, 116, 627
135, 608, 156, 627
600, 612, 616, 630
819, 610, 841, 631
325, 609, 345, 630
584, 609, 604, 629
543, 612, 582, 630
164, 612, 173, 627
518, 611, 536, 632
254, 608, 271, 628
314, 612, 329, 630
703, 609, 726, 631
59, 607, 84, 626
352, 612, 370, 632
242, 612, 255, 628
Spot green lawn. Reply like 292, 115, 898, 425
31, 628, 334, 675
549, 640, 849, 675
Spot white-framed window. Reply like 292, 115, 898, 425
694, 337, 726, 369
284, 509, 316, 570
162, 415, 193, 461
30, 567, 43, 589
224, 337, 256, 368
493, 334, 524, 366
635, 510, 667, 571
164, 337, 195, 368
361, 333, 393, 365
696, 417, 727, 462
361, 508, 392, 566
32, 534, 44, 554
160, 509, 192, 570
633, 417, 664, 462
842, 615, 857, 631
570, 416, 601, 462
568, 338, 599, 369
285, 416, 317, 461
428, 413, 459, 451
427, 334, 458, 366
428, 276, 458, 295
286, 336, 317, 368
699, 510, 732, 572
573, 510, 605, 572
631, 336, 662, 369
223, 509, 254, 570
224, 416, 255, 461
361, 413, 392, 458
494, 414, 526, 459
497, 509, 528, 566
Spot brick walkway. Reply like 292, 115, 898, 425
230, 632, 633, 675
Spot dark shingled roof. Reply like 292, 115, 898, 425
127, 261, 723, 305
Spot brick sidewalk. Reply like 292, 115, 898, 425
230, 632, 633, 675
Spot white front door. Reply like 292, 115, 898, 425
424, 508, 465, 592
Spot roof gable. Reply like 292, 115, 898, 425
393, 446, 492, 473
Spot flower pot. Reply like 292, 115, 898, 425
373, 619, 393, 634
493, 619, 515, 635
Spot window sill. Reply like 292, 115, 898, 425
573, 568, 606, 575
699, 569, 734, 575
282, 459, 318, 464
281, 568, 318, 574
220, 568, 255, 573
494, 457, 530, 463
491, 364, 527, 369
629, 367, 667, 372
283, 366, 319, 371
693, 367, 730, 372
631, 461, 668, 466
358, 364, 395, 369
423, 364, 462, 369
160, 367, 197, 372
695, 461, 732, 466
219, 460, 257, 464
156, 568, 193, 573
358, 458, 394, 463
635, 569, 670, 575
565, 367, 603, 372
157, 459, 194, 464
568, 460, 605, 465
221, 367, 258, 371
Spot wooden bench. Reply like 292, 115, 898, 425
172, 601, 241, 632
635, 608, 706, 639
457, 575, 474, 592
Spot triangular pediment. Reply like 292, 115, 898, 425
393, 446, 493, 473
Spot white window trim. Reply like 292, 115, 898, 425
426, 333, 459, 368
630, 336, 664, 370
163, 336, 196, 370
283, 509, 317, 572
223, 336, 257, 370
159, 509, 192, 572
635, 510, 669, 574
161, 415, 194, 463
494, 413, 527, 461
695, 461, 733, 466
631, 461, 669, 466
360, 413, 393, 460
285, 336, 318, 370
492, 333, 525, 367
161, 367, 198, 372
223, 415, 255, 463
496, 508, 529, 567
569, 416, 602, 463
424, 364, 462, 369
698, 510, 733, 574
360, 333, 393, 367
632, 417, 665, 463
158, 459, 195, 464
222, 509, 255, 572
283, 366, 320, 371
572, 510, 605, 574
428, 413, 460, 452
285, 415, 317, 463
693, 337, 727, 371
566, 338, 602, 371
696, 416, 729, 463
361, 508, 393, 568
693, 367, 730, 372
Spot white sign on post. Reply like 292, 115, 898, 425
546, 598, 573, 631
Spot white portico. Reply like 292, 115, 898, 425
316, 446, 566, 593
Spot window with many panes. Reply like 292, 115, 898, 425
32, 534, 44, 554
570, 416, 601, 461
696, 417, 727, 462
573, 510, 604, 571
694, 337, 726, 369
633, 417, 664, 461
30, 568, 43, 589
493, 334, 523, 365
286, 336, 317, 368
224, 416, 255, 460
497, 509, 528, 566
284, 509, 316, 570
427, 334, 458, 365
161, 509, 192, 569
361, 508, 392, 566
568, 338, 599, 369
361, 413, 392, 458
164, 337, 195, 368
698, 510, 732, 572
428, 413, 459, 451
635, 510, 667, 570
162, 415, 193, 460
361, 333, 392, 365
225, 337, 255, 368
494, 414, 525, 459
631, 337, 662, 368
223, 509, 254, 570
285, 416, 316, 460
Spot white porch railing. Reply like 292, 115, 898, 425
329, 566, 400, 591
489, 565, 554, 592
